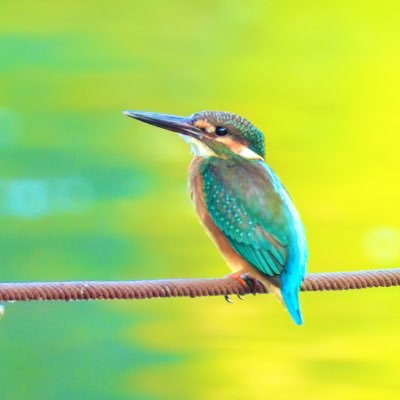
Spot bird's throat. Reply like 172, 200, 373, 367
180, 135, 216, 157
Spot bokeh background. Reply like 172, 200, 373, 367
1, 1, 400, 399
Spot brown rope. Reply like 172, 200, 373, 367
0, 268, 399, 302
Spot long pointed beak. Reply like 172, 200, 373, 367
123, 110, 202, 138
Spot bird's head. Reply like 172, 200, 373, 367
124, 110, 265, 160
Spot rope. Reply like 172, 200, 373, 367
0, 268, 399, 302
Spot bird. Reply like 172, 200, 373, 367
124, 110, 308, 325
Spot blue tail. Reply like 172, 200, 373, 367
282, 289, 303, 326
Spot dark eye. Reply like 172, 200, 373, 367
215, 126, 228, 136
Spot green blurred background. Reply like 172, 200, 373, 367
1, 1, 400, 399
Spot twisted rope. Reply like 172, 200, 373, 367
0, 268, 399, 302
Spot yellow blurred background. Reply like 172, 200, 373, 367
1, 1, 399, 399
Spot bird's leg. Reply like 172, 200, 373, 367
226, 272, 248, 287
225, 272, 258, 300
239, 273, 258, 293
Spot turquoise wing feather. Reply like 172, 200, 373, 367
201, 157, 290, 277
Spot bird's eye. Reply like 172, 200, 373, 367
215, 126, 228, 136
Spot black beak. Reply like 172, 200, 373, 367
123, 110, 202, 138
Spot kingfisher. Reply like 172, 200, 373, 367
124, 110, 308, 325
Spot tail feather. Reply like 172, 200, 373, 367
282, 290, 303, 326
258, 276, 303, 325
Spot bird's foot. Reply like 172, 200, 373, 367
225, 272, 258, 299
239, 274, 258, 292
224, 293, 246, 303
224, 294, 234, 303
226, 272, 257, 289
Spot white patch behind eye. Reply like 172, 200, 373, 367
238, 147, 263, 160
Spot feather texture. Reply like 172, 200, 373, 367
197, 156, 308, 325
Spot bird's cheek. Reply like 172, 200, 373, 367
215, 137, 243, 152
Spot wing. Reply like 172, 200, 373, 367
201, 158, 290, 277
